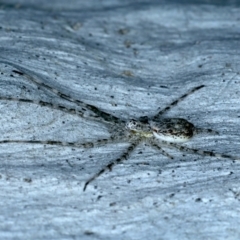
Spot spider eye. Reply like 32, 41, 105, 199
130, 119, 137, 125
139, 116, 149, 123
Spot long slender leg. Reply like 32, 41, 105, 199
0, 136, 129, 149
147, 138, 174, 159
12, 68, 121, 124
160, 140, 240, 160
194, 127, 219, 136
0, 96, 114, 123
152, 85, 205, 120
83, 138, 141, 191
0, 97, 85, 118
0, 59, 123, 124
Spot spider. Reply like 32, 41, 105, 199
0, 59, 239, 191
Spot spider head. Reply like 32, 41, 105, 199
125, 119, 137, 130
125, 119, 152, 137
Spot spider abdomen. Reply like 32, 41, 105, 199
150, 118, 195, 143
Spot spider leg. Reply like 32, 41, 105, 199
0, 59, 123, 124
0, 96, 113, 123
160, 140, 240, 161
83, 138, 141, 191
152, 85, 205, 120
194, 127, 219, 136
147, 138, 174, 159
0, 136, 128, 149
0, 97, 85, 118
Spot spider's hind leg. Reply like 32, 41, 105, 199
152, 85, 205, 120
148, 138, 174, 159
161, 140, 240, 161
194, 127, 219, 136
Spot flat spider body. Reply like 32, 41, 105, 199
0, 59, 239, 191
150, 118, 195, 143
126, 118, 194, 142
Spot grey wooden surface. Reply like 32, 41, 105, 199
0, 1, 240, 239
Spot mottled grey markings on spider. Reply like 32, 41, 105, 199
0, 59, 239, 192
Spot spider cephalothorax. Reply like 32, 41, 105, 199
125, 119, 152, 138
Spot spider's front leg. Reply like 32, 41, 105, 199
0, 59, 124, 125
83, 137, 141, 191
0, 137, 123, 149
